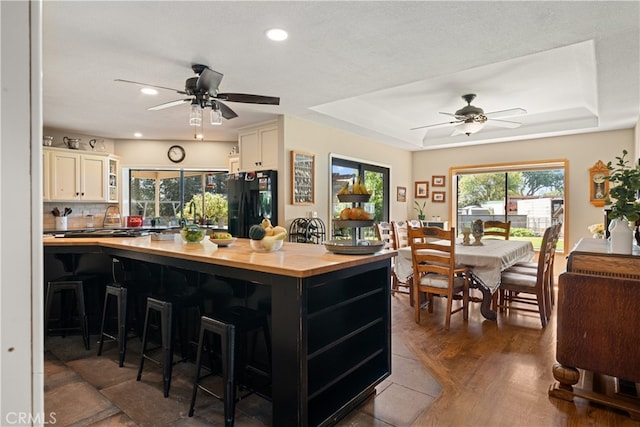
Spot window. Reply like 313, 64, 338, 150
452, 160, 566, 252
129, 169, 228, 227
330, 155, 389, 240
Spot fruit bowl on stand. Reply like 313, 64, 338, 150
250, 239, 284, 252
337, 194, 371, 203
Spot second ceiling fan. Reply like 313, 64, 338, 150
411, 94, 526, 136
116, 63, 280, 122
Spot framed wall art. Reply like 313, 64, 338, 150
291, 150, 315, 205
397, 186, 407, 202
588, 160, 609, 207
432, 191, 446, 203
415, 181, 429, 198
432, 175, 446, 187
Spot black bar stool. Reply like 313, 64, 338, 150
188, 306, 272, 425
45, 275, 93, 350
96, 258, 154, 367
136, 293, 201, 397
97, 284, 128, 366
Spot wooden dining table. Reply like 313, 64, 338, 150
395, 239, 535, 320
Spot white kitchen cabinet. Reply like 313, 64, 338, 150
47, 147, 117, 202
238, 122, 279, 171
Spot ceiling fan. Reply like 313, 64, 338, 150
115, 64, 280, 121
411, 94, 526, 136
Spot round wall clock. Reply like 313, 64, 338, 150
167, 145, 186, 163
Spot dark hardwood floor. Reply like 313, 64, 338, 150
380, 254, 639, 426
44, 254, 639, 426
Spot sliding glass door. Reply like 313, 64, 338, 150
454, 163, 566, 252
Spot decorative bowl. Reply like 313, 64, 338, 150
210, 237, 237, 247
250, 238, 284, 252
180, 226, 206, 243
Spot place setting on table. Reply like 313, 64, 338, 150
394, 223, 534, 320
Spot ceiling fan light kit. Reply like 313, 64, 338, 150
411, 93, 526, 136
458, 120, 485, 136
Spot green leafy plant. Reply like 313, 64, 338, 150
605, 149, 640, 222
414, 200, 426, 218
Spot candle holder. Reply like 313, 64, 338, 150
471, 219, 484, 246
462, 228, 471, 246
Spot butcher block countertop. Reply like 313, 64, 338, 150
43, 235, 395, 278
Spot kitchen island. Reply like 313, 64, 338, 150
44, 235, 394, 426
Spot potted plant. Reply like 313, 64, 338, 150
605, 149, 640, 253
414, 200, 426, 221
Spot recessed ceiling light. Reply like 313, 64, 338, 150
140, 87, 158, 95
266, 28, 288, 41
134, 132, 143, 138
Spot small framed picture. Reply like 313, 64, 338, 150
415, 181, 429, 198
397, 186, 407, 202
432, 191, 446, 203
432, 175, 446, 187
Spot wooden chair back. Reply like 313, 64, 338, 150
483, 220, 511, 240
392, 220, 409, 249
375, 221, 395, 250
498, 225, 555, 327
408, 226, 469, 329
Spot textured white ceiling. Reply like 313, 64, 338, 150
42, 1, 639, 151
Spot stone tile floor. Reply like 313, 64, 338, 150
44, 297, 441, 426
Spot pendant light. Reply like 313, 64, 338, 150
210, 102, 222, 125
189, 100, 202, 126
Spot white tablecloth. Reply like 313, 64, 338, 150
396, 239, 535, 294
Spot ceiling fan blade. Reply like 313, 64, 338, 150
488, 118, 522, 128
217, 101, 238, 120
196, 66, 224, 94
484, 108, 527, 119
216, 93, 280, 105
114, 79, 187, 95
410, 120, 461, 131
439, 112, 457, 117
147, 99, 191, 111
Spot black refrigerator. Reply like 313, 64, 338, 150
227, 170, 278, 238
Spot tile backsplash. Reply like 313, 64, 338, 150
44, 202, 117, 230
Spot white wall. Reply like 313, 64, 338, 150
280, 116, 413, 229
412, 128, 635, 249
114, 138, 236, 170
1, 0, 44, 423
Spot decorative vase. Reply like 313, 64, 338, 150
418, 214, 425, 221
608, 217, 633, 254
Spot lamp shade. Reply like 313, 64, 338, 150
189, 102, 202, 126
210, 108, 222, 125
458, 121, 485, 135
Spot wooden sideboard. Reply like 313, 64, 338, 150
549, 238, 640, 419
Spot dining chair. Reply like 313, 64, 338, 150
392, 220, 410, 250
376, 222, 413, 302
505, 222, 561, 317
483, 220, 511, 240
496, 225, 555, 327
408, 226, 469, 329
